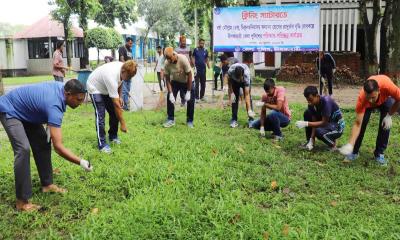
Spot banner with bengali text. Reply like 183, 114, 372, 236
213, 4, 320, 52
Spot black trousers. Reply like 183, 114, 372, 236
214, 72, 223, 90
157, 72, 165, 91
353, 98, 394, 157
319, 71, 334, 95
231, 80, 253, 121
167, 81, 195, 122
0, 114, 53, 201
90, 94, 119, 149
195, 69, 206, 99
303, 109, 344, 147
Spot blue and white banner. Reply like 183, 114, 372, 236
213, 4, 320, 52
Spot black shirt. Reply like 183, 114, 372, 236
118, 45, 132, 61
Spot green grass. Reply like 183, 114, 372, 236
0, 104, 400, 239
3, 74, 78, 86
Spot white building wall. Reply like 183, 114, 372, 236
0, 39, 28, 70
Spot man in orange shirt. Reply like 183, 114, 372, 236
339, 75, 400, 165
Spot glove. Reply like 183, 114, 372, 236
333, 69, 336, 74
259, 126, 266, 137
168, 93, 175, 104
382, 113, 392, 130
255, 101, 264, 107
46, 126, 51, 143
339, 143, 354, 155
295, 121, 309, 129
185, 91, 191, 101
248, 110, 255, 118
305, 138, 314, 151
80, 159, 93, 172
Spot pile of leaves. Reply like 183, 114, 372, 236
276, 64, 363, 85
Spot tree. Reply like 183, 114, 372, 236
359, 0, 381, 76
379, 0, 392, 74
86, 27, 123, 63
138, 0, 187, 60
94, 0, 137, 28
389, 0, 400, 76
49, 0, 74, 67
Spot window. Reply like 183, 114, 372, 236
28, 38, 50, 59
73, 39, 84, 58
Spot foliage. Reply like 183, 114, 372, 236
0, 22, 26, 37
0, 104, 400, 239
94, 0, 138, 28
86, 27, 123, 50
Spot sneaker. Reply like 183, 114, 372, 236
100, 144, 112, 154
230, 120, 238, 128
187, 121, 194, 128
200, 97, 207, 102
110, 138, 121, 144
375, 154, 387, 166
272, 135, 284, 142
343, 153, 358, 163
195, 99, 200, 103
163, 120, 175, 128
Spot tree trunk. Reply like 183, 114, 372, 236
63, 19, 72, 67
379, 0, 392, 74
389, 0, 400, 79
360, 0, 381, 76
97, 49, 100, 64
79, 0, 89, 68
0, 70, 4, 96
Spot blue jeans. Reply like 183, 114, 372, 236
122, 80, 132, 111
251, 110, 290, 137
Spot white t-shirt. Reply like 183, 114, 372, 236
87, 61, 123, 98
155, 54, 164, 72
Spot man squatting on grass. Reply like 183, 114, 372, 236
295, 86, 345, 151
163, 47, 195, 128
339, 75, 400, 165
250, 78, 291, 141
87, 60, 137, 153
0, 80, 92, 212
227, 62, 255, 128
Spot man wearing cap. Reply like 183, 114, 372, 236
87, 60, 137, 153
163, 47, 195, 128
339, 75, 400, 165
0, 79, 92, 212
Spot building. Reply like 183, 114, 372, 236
0, 16, 84, 77
234, 0, 383, 75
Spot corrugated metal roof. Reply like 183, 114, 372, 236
13, 15, 83, 39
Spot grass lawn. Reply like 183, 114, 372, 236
0, 104, 399, 239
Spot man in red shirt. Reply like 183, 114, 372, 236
339, 75, 400, 165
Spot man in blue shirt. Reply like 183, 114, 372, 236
192, 39, 210, 102
295, 86, 345, 151
0, 79, 92, 212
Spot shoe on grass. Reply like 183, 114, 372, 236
187, 121, 194, 128
343, 153, 358, 163
230, 120, 238, 128
163, 120, 175, 128
110, 138, 121, 144
272, 135, 283, 142
100, 144, 112, 154
375, 154, 387, 166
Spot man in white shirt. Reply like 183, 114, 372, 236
86, 60, 137, 153
154, 46, 165, 91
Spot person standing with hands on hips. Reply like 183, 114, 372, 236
163, 47, 195, 128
